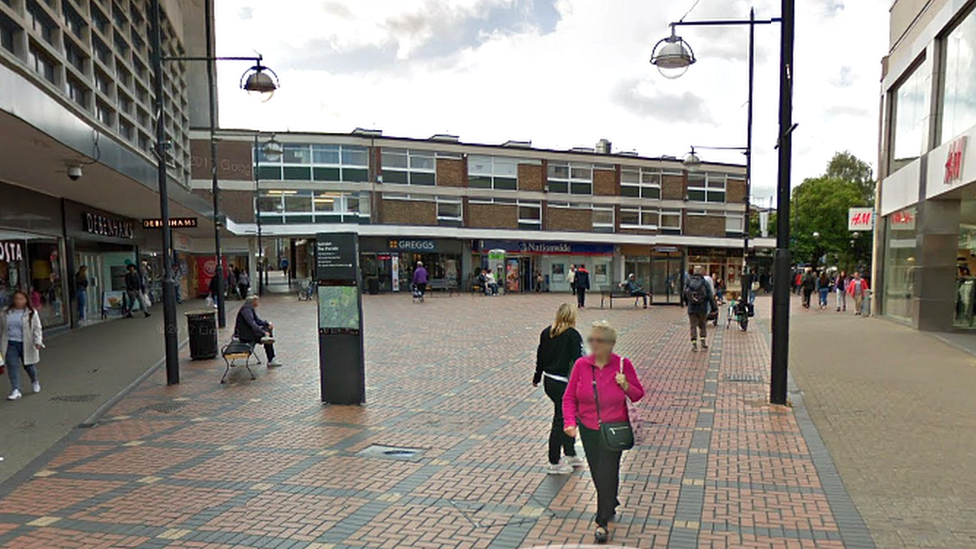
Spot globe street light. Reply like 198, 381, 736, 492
649, 29, 696, 79
683, 147, 702, 172
241, 60, 280, 102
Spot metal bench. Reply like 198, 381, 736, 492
220, 340, 259, 383
600, 289, 642, 309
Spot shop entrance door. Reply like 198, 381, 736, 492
650, 253, 685, 305
75, 253, 103, 322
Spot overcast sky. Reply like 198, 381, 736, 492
215, 0, 889, 202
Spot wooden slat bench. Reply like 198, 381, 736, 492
220, 340, 259, 383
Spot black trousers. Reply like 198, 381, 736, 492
544, 377, 577, 465
577, 288, 587, 308
242, 338, 275, 362
579, 423, 622, 527
632, 291, 648, 307
802, 289, 813, 308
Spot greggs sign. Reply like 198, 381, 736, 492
945, 137, 966, 185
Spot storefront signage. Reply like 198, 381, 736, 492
388, 239, 436, 252
477, 240, 614, 256
0, 241, 23, 262
890, 209, 916, 231
83, 212, 134, 239
316, 233, 358, 281
848, 208, 875, 231
945, 137, 966, 185
142, 217, 198, 229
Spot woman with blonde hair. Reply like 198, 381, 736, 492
564, 320, 645, 544
533, 303, 584, 475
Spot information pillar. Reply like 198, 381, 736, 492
315, 233, 365, 405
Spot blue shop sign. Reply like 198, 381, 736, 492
477, 240, 614, 256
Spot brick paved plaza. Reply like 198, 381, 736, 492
0, 294, 872, 549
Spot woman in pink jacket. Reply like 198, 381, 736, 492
563, 320, 645, 544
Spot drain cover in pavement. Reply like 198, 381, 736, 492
50, 393, 99, 403
724, 373, 764, 383
142, 402, 188, 414
356, 445, 425, 461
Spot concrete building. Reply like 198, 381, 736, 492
876, 0, 976, 330
0, 0, 231, 330
195, 130, 774, 300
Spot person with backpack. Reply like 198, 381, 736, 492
534, 303, 585, 475
574, 265, 591, 308
684, 266, 716, 352
1, 291, 44, 400
800, 267, 816, 309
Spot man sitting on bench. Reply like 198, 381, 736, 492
235, 295, 282, 368
622, 273, 649, 309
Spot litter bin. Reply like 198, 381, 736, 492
368, 277, 380, 295
186, 311, 218, 360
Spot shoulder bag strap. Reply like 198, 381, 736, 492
591, 365, 602, 427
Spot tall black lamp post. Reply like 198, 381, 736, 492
650, 2, 795, 404
149, 0, 278, 383
254, 135, 283, 297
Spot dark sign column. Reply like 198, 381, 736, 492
316, 233, 365, 404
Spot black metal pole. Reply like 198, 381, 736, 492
204, 0, 225, 328
149, 0, 180, 385
770, 0, 795, 405
742, 8, 755, 301
255, 134, 264, 297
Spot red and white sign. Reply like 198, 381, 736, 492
945, 137, 966, 184
848, 208, 875, 231
890, 208, 916, 231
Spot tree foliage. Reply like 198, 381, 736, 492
826, 150, 875, 202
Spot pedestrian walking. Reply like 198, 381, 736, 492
412, 261, 429, 301
234, 295, 281, 367
563, 320, 645, 544
847, 271, 869, 316
800, 267, 816, 308
1, 291, 44, 400
124, 264, 151, 318
834, 271, 848, 312
568, 265, 577, 296
75, 265, 89, 321
535, 270, 545, 292
533, 303, 585, 475
575, 264, 591, 308
237, 270, 250, 300
817, 271, 830, 309
173, 264, 183, 304
684, 266, 716, 352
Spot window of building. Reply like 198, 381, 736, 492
93, 36, 112, 67
65, 39, 86, 73
518, 202, 542, 230
95, 69, 112, 96
547, 162, 593, 195
726, 214, 744, 234
882, 207, 916, 321
468, 155, 519, 190
257, 144, 369, 183
620, 207, 658, 229
113, 32, 130, 59
661, 210, 682, 232
28, 44, 57, 84
62, 4, 86, 40
112, 2, 127, 28
67, 76, 89, 108
941, 7, 976, 144
92, 6, 110, 35
382, 148, 435, 186
119, 118, 133, 140
621, 167, 662, 199
687, 173, 727, 203
96, 101, 113, 126
0, 14, 19, 54
27, 2, 56, 46
259, 190, 370, 225
889, 59, 929, 173
593, 207, 614, 233
436, 198, 463, 227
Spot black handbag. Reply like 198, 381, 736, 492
592, 363, 635, 452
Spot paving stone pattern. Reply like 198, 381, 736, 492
0, 294, 869, 548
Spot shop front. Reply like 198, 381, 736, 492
688, 247, 744, 297
621, 245, 686, 305
473, 240, 615, 293
359, 237, 463, 292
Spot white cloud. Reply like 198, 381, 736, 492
215, 0, 889, 200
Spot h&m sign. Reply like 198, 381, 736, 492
945, 137, 967, 185
848, 208, 875, 231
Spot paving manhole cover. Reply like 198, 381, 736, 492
356, 445, 425, 461
50, 393, 99, 403
142, 402, 188, 414
725, 373, 764, 383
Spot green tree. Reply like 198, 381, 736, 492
826, 150, 875, 202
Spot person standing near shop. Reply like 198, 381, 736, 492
568, 265, 577, 296
412, 261, 429, 300
574, 265, 591, 308
237, 269, 250, 300
2, 291, 44, 400
847, 271, 869, 316
684, 266, 715, 352
124, 264, 151, 318
563, 321, 645, 544
75, 265, 89, 321
835, 270, 849, 312
533, 303, 584, 475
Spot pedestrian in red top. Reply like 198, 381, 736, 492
563, 320, 645, 544
847, 271, 869, 315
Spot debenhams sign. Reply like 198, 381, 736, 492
83, 212, 134, 239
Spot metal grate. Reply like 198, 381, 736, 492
724, 373, 764, 383
50, 393, 100, 403
356, 445, 425, 461
142, 402, 188, 414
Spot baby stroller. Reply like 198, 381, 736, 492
411, 284, 424, 303
707, 306, 719, 327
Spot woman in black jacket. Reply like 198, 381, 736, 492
534, 303, 584, 474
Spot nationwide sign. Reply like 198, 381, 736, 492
945, 136, 966, 185
848, 208, 875, 231
142, 218, 198, 229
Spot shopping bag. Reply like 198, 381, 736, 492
143, 292, 152, 307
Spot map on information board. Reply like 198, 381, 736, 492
318, 286, 360, 329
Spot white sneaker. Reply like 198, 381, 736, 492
7, 389, 21, 401
31, 381, 40, 394
260, 336, 276, 344
563, 456, 585, 468
267, 360, 283, 368
548, 463, 574, 475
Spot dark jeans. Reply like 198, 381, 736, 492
802, 289, 813, 308
241, 336, 275, 362
239, 284, 250, 299
415, 283, 426, 297
579, 423, 622, 527
631, 291, 648, 307
577, 288, 587, 308
544, 377, 577, 465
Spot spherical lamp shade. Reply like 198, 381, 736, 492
683, 150, 702, 172
262, 139, 283, 163
241, 64, 279, 102
650, 34, 696, 79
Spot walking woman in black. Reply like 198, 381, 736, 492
534, 303, 585, 475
